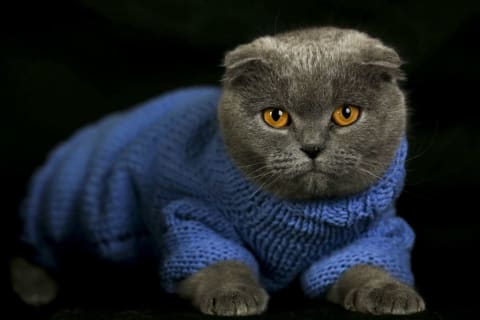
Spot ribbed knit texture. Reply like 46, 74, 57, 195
19, 87, 415, 297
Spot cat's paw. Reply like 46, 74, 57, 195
344, 281, 425, 315
198, 284, 269, 316
10, 257, 59, 306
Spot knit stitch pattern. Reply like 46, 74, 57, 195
19, 87, 415, 297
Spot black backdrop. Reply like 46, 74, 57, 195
2, 0, 479, 318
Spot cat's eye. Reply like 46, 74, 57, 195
332, 104, 360, 126
263, 108, 291, 128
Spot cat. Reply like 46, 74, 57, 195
10, 26, 425, 316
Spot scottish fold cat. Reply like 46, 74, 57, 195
11, 27, 425, 316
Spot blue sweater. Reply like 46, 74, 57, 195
20, 87, 415, 297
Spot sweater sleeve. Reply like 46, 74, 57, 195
300, 214, 415, 298
147, 199, 259, 293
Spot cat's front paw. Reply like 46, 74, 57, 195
198, 284, 269, 316
344, 281, 425, 315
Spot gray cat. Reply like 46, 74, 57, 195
11, 27, 425, 316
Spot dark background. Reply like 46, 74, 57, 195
2, 0, 479, 319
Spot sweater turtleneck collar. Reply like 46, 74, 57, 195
211, 134, 407, 228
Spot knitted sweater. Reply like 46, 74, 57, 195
19, 87, 415, 297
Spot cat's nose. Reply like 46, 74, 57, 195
300, 145, 322, 159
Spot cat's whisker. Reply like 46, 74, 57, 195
245, 159, 299, 180
247, 170, 277, 181
405, 123, 439, 163
263, 172, 288, 192
237, 161, 268, 169
405, 140, 437, 163
358, 167, 383, 181
360, 161, 382, 170
245, 166, 274, 179
245, 165, 276, 181
246, 171, 281, 202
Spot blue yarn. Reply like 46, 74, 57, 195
19, 87, 415, 297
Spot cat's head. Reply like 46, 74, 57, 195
218, 27, 407, 200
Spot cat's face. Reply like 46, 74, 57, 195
219, 27, 407, 200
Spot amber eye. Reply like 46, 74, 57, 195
263, 108, 290, 128
332, 104, 360, 126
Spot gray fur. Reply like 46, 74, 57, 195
177, 260, 269, 316
10, 257, 58, 306
186, 26, 423, 316
179, 261, 425, 316
219, 26, 407, 200
11, 27, 424, 316
327, 264, 425, 315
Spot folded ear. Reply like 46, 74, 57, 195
222, 42, 273, 87
360, 44, 406, 82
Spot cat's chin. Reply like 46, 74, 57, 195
294, 171, 332, 200
260, 171, 332, 201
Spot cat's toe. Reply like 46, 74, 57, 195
200, 284, 269, 316
344, 282, 425, 315
390, 291, 426, 315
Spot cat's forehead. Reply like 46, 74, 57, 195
253, 28, 379, 74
